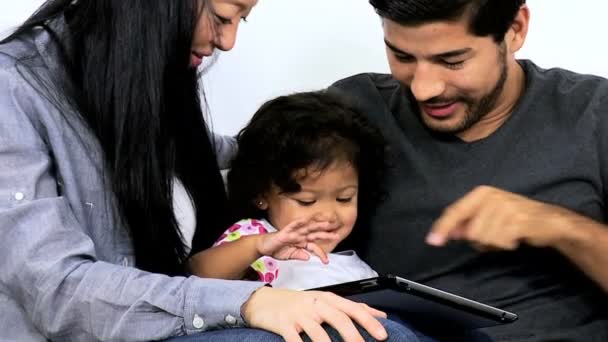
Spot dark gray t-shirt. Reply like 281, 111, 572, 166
332, 60, 608, 341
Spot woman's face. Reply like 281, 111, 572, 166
191, 0, 258, 68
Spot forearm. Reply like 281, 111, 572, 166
189, 235, 263, 280
0, 201, 261, 340
31, 260, 258, 339
550, 210, 608, 293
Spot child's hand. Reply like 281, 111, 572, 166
256, 218, 339, 264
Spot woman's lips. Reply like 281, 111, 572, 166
190, 52, 204, 68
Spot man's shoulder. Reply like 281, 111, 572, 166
332, 72, 395, 85
523, 60, 608, 98
332, 72, 399, 91
330, 73, 403, 110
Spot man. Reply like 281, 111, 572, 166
332, 0, 608, 340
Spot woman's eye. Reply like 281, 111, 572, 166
215, 14, 232, 25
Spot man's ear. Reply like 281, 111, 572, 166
505, 4, 530, 54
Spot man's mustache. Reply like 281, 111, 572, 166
420, 96, 468, 105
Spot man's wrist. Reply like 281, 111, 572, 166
547, 207, 598, 253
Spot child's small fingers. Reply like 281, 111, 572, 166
306, 243, 329, 264
290, 249, 311, 261
282, 218, 310, 232
306, 232, 340, 241
298, 223, 335, 235
282, 232, 307, 245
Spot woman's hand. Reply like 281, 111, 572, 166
256, 218, 340, 264
241, 287, 388, 342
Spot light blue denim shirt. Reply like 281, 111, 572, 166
0, 27, 262, 341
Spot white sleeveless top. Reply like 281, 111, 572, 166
213, 218, 379, 290
173, 182, 378, 290
172, 178, 196, 254
261, 221, 378, 290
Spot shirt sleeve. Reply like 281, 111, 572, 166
213, 219, 277, 283
0, 67, 263, 341
213, 219, 270, 247
598, 86, 608, 206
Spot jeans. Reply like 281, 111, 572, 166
167, 317, 421, 341
387, 314, 493, 342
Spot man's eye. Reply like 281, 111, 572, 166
394, 54, 415, 63
443, 60, 465, 70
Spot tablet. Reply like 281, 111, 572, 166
310, 274, 518, 330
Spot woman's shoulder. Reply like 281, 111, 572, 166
0, 29, 48, 71
0, 31, 82, 140
0, 42, 45, 137
0, 32, 55, 105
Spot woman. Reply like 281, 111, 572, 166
0, 0, 420, 341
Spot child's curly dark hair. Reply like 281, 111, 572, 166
227, 90, 389, 223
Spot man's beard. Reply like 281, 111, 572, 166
416, 46, 509, 135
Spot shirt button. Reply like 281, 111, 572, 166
192, 314, 205, 329
224, 314, 237, 325
14, 192, 25, 201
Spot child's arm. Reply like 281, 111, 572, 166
189, 233, 264, 280
188, 219, 339, 280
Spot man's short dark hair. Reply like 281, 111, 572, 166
369, 0, 526, 42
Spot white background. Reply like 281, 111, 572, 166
2, 1, 607, 135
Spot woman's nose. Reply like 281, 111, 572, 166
214, 22, 239, 51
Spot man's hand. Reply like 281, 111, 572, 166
256, 218, 340, 263
425, 185, 608, 292
425, 186, 570, 251
241, 287, 388, 342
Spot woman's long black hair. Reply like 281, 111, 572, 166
1, 0, 232, 275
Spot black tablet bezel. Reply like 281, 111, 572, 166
311, 274, 518, 329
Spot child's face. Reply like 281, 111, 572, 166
263, 161, 359, 254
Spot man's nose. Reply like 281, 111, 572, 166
410, 63, 446, 102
